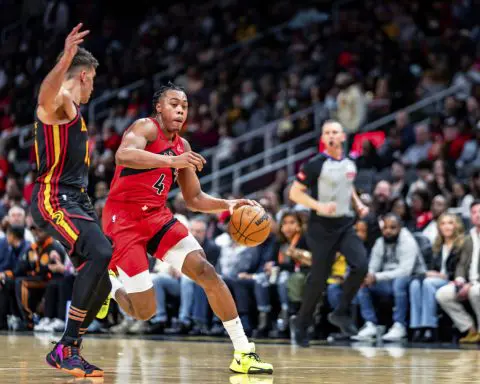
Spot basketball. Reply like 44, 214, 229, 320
228, 204, 272, 247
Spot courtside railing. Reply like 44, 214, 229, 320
168, 83, 465, 198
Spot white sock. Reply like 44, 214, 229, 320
109, 273, 123, 301
223, 317, 250, 352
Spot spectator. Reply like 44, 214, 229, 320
325, 252, 349, 313
402, 124, 433, 167
355, 140, 381, 170
450, 181, 474, 221
390, 197, 413, 230
365, 180, 392, 248
354, 219, 371, 255
390, 161, 409, 199
436, 201, 480, 343
0, 225, 30, 329
394, 110, 415, 150
410, 189, 432, 231
190, 217, 221, 335
1, 206, 34, 243
253, 210, 309, 336
410, 213, 464, 342
429, 159, 455, 203
8, 227, 67, 330
456, 121, 480, 174
469, 170, 480, 200
378, 128, 404, 167
352, 213, 425, 341
334, 73, 367, 139
406, 160, 433, 206
422, 195, 449, 245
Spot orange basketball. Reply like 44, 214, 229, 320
228, 205, 272, 247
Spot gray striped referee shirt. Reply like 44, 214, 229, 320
296, 153, 357, 219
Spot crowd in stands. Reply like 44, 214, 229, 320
1, 0, 480, 344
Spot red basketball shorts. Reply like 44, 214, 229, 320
102, 200, 201, 293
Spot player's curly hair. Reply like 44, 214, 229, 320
152, 82, 186, 111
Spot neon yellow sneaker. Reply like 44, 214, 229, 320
96, 270, 116, 320
229, 374, 274, 384
96, 294, 111, 320
229, 343, 273, 375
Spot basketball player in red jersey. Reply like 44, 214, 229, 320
103, 83, 273, 374
31, 24, 111, 377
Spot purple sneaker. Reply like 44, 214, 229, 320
46, 342, 103, 377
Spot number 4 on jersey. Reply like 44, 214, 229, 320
153, 174, 166, 194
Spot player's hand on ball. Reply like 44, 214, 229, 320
357, 204, 369, 218
317, 202, 336, 216
171, 151, 206, 172
227, 199, 261, 215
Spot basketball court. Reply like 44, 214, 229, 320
2, 333, 480, 383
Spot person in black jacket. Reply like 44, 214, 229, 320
0, 225, 31, 329
8, 227, 67, 330
409, 213, 464, 342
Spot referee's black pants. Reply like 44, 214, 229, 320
296, 217, 368, 328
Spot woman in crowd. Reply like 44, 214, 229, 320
253, 210, 310, 336
409, 213, 464, 342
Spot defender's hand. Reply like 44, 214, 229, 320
63, 23, 90, 61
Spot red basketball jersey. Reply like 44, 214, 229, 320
107, 117, 185, 208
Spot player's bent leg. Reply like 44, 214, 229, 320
182, 250, 238, 321
181, 250, 273, 375
47, 221, 112, 378
111, 268, 157, 321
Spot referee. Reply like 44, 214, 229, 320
289, 120, 369, 347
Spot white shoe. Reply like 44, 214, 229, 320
128, 320, 148, 334
34, 317, 51, 332
48, 318, 65, 332
110, 318, 134, 334
351, 321, 377, 341
382, 322, 407, 342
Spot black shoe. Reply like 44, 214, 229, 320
327, 312, 358, 337
421, 328, 437, 343
412, 329, 423, 342
146, 321, 166, 335
166, 320, 192, 335
209, 323, 226, 336
189, 323, 210, 336
290, 315, 309, 347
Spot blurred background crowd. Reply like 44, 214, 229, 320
1, 0, 480, 344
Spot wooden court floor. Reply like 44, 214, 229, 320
1, 334, 480, 384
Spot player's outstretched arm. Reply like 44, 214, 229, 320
177, 139, 257, 213
38, 23, 89, 116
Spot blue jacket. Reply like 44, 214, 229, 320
0, 237, 31, 274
